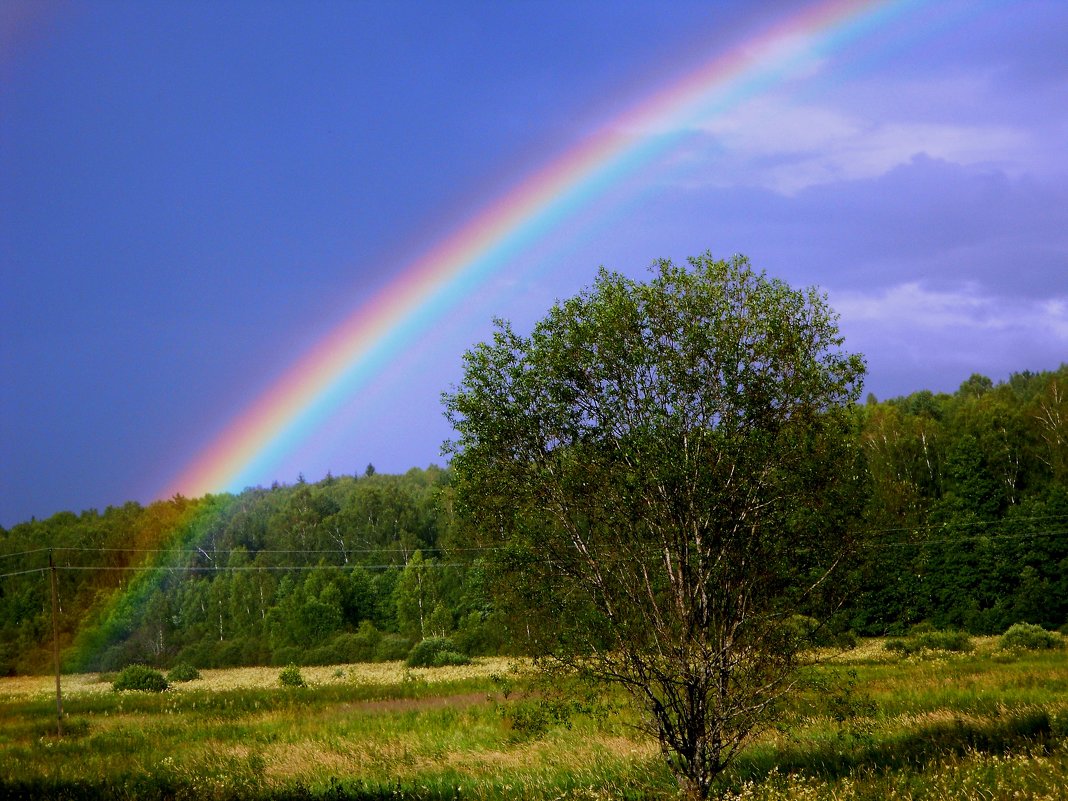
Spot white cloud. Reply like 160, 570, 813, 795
831, 281, 1068, 341
828, 281, 1067, 394
670, 94, 1031, 194
1043, 298, 1068, 340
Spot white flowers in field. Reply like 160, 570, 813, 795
0, 657, 520, 698
716, 749, 1068, 800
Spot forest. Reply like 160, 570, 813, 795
1, 365, 1065, 677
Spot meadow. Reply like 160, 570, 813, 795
0, 640, 1066, 800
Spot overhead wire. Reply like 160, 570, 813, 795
1, 514, 1065, 581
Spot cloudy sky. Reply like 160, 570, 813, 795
2, 0, 1066, 526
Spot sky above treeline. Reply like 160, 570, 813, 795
2, 1, 1066, 527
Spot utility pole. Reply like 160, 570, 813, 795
49, 550, 63, 737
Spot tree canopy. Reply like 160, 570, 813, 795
443, 254, 867, 798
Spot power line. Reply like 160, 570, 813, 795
1, 528, 1065, 581
22, 545, 492, 556
0, 548, 53, 561
52, 563, 463, 573
0, 568, 49, 580
857, 528, 1068, 549
2, 513, 1066, 581
0, 562, 464, 580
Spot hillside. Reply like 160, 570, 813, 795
1, 366, 1065, 675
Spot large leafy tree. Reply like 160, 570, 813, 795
443, 254, 867, 799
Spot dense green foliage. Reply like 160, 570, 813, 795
0, 364, 1065, 678
443, 255, 869, 797
844, 364, 1068, 635
405, 636, 470, 668
999, 622, 1063, 651
0, 467, 506, 675
112, 664, 168, 692
278, 664, 306, 688
166, 662, 200, 682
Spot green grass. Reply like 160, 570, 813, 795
0, 645, 1065, 799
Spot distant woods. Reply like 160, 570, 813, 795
0, 466, 503, 675
1, 365, 1066, 676
852, 365, 1067, 635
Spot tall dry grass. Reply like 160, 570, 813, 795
0, 646, 1065, 799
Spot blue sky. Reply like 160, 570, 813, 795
2, 1, 1066, 526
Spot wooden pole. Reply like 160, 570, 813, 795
49, 550, 63, 737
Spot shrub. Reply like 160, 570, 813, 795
209, 640, 245, 668
406, 637, 471, 668
279, 664, 306, 688
1000, 622, 1062, 651
373, 634, 412, 662
271, 646, 304, 667
166, 662, 201, 682
432, 649, 472, 667
324, 619, 384, 666
832, 629, 859, 649
98, 642, 143, 673
406, 636, 450, 667
112, 664, 168, 693
778, 615, 856, 650
305, 644, 343, 666
914, 629, 972, 653
0, 642, 17, 677
453, 610, 506, 656
174, 642, 211, 669
781, 615, 821, 647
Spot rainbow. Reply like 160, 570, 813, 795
164, 0, 913, 500
64, 495, 224, 670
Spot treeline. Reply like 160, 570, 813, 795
846, 365, 1068, 635
0, 466, 506, 675
1, 367, 1065, 675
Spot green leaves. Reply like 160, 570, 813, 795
443, 252, 867, 797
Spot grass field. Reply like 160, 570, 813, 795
0, 640, 1065, 800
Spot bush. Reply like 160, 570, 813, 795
304, 644, 343, 666
373, 634, 412, 662
778, 615, 856, 650
98, 642, 144, 674
112, 664, 168, 693
914, 629, 973, 653
271, 646, 304, 667
279, 664, 306, 688
453, 610, 506, 656
209, 639, 245, 668
832, 629, 859, 649
406, 637, 471, 668
352, 621, 384, 662
174, 642, 211, 669
781, 615, 821, 647
1000, 622, 1062, 651
433, 649, 472, 667
0, 642, 18, 677
330, 627, 376, 664
166, 662, 200, 682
